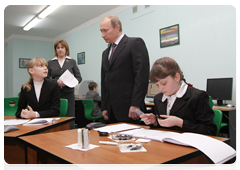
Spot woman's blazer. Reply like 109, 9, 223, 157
47, 58, 82, 93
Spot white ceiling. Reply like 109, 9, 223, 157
4, 5, 121, 41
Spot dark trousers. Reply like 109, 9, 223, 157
60, 90, 75, 129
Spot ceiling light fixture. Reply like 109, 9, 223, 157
23, 5, 60, 31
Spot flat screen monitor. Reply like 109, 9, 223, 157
146, 82, 161, 98
206, 77, 233, 105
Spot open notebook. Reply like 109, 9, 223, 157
120, 128, 236, 164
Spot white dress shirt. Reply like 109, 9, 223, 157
162, 81, 188, 115
52, 56, 71, 68
108, 34, 124, 60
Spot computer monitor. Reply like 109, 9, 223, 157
206, 78, 233, 106
146, 82, 161, 98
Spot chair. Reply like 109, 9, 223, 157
209, 96, 213, 108
59, 98, 68, 117
81, 99, 103, 121
213, 109, 226, 136
4, 97, 19, 116
209, 96, 228, 136
5, 97, 68, 117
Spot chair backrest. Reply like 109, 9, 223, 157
82, 99, 103, 121
59, 98, 68, 117
209, 96, 213, 108
212, 109, 223, 136
4, 97, 19, 116
81, 99, 95, 120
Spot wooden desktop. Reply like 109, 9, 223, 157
4, 116, 75, 164
145, 102, 236, 111
212, 105, 236, 111
19, 123, 229, 164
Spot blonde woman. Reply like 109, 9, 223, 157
16, 57, 60, 119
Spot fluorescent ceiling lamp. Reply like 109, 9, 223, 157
23, 17, 41, 31
38, 5, 60, 19
23, 5, 60, 31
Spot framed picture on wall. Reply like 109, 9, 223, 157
159, 24, 180, 48
77, 52, 85, 65
19, 58, 31, 68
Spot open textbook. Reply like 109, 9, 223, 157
120, 128, 236, 164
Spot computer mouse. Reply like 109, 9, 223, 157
226, 104, 234, 108
4, 125, 19, 133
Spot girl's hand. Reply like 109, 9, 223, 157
21, 106, 36, 119
157, 115, 183, 128
140, 113, 158, 126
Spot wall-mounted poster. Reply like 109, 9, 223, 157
159, 24, 180, 48
77, 52, 85, 65
19, 58, 31, 68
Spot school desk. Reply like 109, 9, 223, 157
145, 102, 236, 149
19, 123, 229, 164
4, 116, 75, 164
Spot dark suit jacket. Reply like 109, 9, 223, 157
101, 35, 150, 122
15, 79, 60, 118
154, 86, 217, 135
47, 58, 82, 93
85, 90, 102, 117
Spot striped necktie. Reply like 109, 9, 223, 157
109, 43, 116, 64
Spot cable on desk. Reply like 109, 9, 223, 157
223, 114, 236, 131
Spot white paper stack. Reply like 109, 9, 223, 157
59, 69, 78, 88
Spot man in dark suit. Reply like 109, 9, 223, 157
100, 15, 150, 123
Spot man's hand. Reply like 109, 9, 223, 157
128, 106, 140, 120
102, 110, 109, 120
